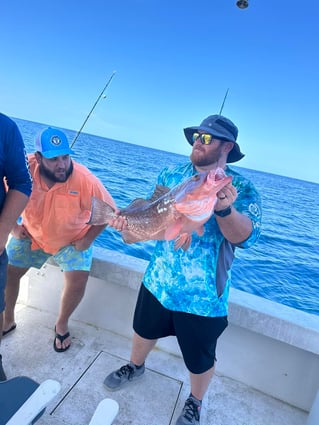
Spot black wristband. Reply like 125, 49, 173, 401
214, 206, 232, 217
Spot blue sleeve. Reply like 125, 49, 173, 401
145, 167, 171, 199
0, 115, 32, 198
232, 173, 262, 248
156, 167, 170, 186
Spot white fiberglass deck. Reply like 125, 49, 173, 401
2, 303, 307, 425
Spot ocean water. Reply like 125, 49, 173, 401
13, 118, 319, 317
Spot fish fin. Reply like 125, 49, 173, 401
88, 196, 116, 225
164, 220, 183, 240
122, 185, 170, 213
148, 185, 170, 202
174, 233, 192, 251
122, 198, 150, 213
182, 236, 192, 251
194, 225, 204, 236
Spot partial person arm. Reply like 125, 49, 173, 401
215, 207, 252, 245
10, 223, 32, 240
215, 174, 262, 247
0, 117, 32, 253
0, 190, 29, 254
73, 172, 117, 251
72, 224, 107, 251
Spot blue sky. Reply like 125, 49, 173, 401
1, 0, 318, 183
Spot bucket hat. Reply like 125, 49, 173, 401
35, 127, 74, 158
183, 114, 245, 163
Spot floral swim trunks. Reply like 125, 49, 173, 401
6, 237, 93, 272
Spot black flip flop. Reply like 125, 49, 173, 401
2, 324, 17, 337
53, 327, 71, 353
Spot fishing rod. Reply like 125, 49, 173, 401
71, 70, 116, 148
219, 88, 229, 115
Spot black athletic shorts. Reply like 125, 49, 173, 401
133, 283, 228, 374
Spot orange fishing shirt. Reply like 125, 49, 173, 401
23, 154, 116, 254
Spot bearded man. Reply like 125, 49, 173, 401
104, 114, 262, 425
3, 127, 115, 353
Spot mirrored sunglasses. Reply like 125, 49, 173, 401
192, 132, 215, 145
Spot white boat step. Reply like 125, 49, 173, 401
88, 398, 119, 425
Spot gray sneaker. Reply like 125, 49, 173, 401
104, 362, 145, 391
0, 354, 7, 381
175, 396, 201, 425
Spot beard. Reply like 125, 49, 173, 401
190, 143, 223, 167
39, 160, 73, 183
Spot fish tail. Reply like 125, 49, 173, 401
87, 196, 116, 225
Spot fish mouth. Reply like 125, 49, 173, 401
205, 168, 226, 184
214, 168, 226, 180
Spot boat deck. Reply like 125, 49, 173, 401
2, 303, 307, 425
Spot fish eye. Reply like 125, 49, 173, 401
193, 175, 200, 181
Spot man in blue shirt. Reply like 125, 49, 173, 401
0, 113, 32, 381
104, 114, 262, 425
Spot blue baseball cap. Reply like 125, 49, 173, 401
183, 114, 245, 163
35, 127, 74, 158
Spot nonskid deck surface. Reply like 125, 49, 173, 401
2, 305, 307, 425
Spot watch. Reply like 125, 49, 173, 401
214, 206, 232, 217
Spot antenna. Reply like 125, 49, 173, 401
219, 88, 229, 115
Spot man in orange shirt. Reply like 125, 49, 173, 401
3, 127, 116, 352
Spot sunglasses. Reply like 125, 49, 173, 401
192, 132, 215, 145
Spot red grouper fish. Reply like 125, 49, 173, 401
88, 167, 232, 250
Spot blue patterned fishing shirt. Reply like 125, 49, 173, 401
142, 162, 262, 317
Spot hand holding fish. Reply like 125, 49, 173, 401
108, 215, 128, 231
215, 182, 238, 211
